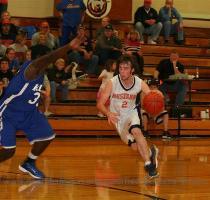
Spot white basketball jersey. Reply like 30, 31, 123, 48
109, 75, 142, 115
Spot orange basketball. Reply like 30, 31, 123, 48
142, 91, 164, 116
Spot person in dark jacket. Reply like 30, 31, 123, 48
30, 33, 51, 60
47, 58, 69, 102
134, 0, 162, 44
0, 57, 13, 96
0, 19, 17, 46
154, 50, 187, 106
95, 24, 122, 65
68, 25, 99, 75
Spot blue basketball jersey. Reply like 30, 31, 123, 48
0, 61, 44, 113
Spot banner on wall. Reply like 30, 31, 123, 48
84, 0, 112, 19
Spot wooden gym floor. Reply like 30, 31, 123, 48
1, 137, 210, 200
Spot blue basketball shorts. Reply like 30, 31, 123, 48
0, 109, 55, 149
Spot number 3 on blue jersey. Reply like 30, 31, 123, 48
28, 92, 41, 105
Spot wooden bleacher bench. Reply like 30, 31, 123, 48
143, 55, 210, 67
141, 45, 210, 57
42, 116, 210, 136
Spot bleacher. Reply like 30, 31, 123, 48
14, 17, 210, 137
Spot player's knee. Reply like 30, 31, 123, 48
33, 138, 54, 148
131, 128, 142, 137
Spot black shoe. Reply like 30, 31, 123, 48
145, 145, 159, 178
175, 40, 184, 45
162, 131, 172, 139
145, 163, 159, 179
143, 130, 150, 138
164, 39, 169, 44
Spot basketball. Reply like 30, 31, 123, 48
142, 91, 164, 116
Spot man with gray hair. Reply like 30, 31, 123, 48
159, 0, 184, 45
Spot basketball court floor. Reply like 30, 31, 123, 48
0, 137, 210, 200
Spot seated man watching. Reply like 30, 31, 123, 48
5, 47, 20, 73
159, 0, 184, 45
154, 50, 187, 107
1, 19, 17, 46
32, 21, 59, 50
95, 24, 122, 66
134, 0, 162, 44
68, 25, 99, 75
96, 16, 111, 39
30, 33, 51, 60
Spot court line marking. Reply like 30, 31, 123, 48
0, 170, 167, 200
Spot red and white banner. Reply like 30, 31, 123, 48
84, 0, 112, 19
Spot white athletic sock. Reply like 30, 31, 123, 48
28, 152, 38, 160
145, 161, 151, 166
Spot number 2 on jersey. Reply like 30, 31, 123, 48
122, 101, 128, 108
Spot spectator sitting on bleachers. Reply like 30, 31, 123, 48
24, 49, 32, 63
30, 32, 51, 60
0, 57, 13, 96
47, 58, 69, 103
95, 24, 122, 66
123, 29, 144, 76
134, 0, 162, 44
5, 47, 20, 73
159, 0, 184, 45
32, 21, 59, 50
0, 19, 17, 46
96, 16, 119, 39
97, 59, 116, 117
96, 16, 110, 39
0, 11, 18, 36
9, 32, 28, 53
9, 32, 28, 64
68, 25, 99, 75
154, 49, 187, 107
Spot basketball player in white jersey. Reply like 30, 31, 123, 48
97, 55, 159, 178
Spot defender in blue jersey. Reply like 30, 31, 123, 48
0, 31, 84, 179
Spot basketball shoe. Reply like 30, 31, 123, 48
145, 145, 159, 178
19, 161, 45, 179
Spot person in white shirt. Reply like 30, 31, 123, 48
97, 59, 116, 117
